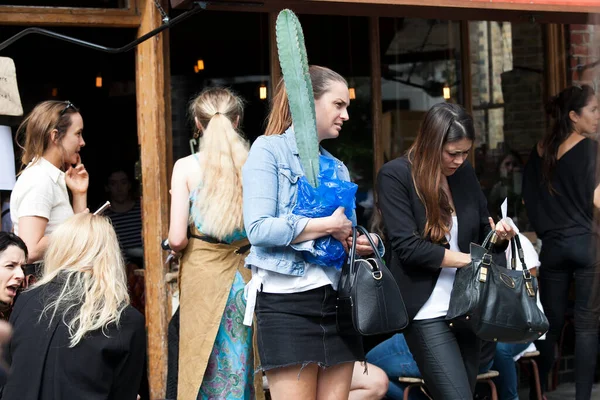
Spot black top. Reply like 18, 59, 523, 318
522, 138, 598, 242
2, 281, 146, 400
377, 157, 504, 320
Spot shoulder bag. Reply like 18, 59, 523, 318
336, 225, 409, 336
446, 231, 549, 343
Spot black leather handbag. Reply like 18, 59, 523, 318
336, 225, 409, 336
446, 231, 549, 343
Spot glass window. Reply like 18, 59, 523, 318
470, 21, 546, 230
380, 18, 463, 160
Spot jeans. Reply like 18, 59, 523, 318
367, 334, 425, 400
492, 342, 532, 400
536, 237, 600, 400
404, 317, 481, 400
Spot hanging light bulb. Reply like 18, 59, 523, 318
259, 84, 268, 100
443, 83, 451, 100
197, 59, 205, 71
349, 87, 356, 100
96, 74, 102, 88
51, 88, 58, 97
194, 65, 199, 73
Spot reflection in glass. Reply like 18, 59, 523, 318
380, 18, 462, 160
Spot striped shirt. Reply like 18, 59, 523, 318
105, 201, 143, 250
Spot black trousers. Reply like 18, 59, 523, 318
404, 317, 481, 400
535, 237, 600, 400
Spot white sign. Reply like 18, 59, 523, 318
0, 57, 23, 116
0, 125, 16, 191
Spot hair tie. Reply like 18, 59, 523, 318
213, 112, 221, 116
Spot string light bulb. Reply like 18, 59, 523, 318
51, 88, 58, 97
443, 84, 451, 100
197, 59, 205, 71
194, 65, 199, 73
96, 74, 102, 88
259, 84, 267, 100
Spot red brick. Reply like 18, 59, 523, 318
570, 33, 591, 45
572, 44, 590, 56
570, 24, 592, 32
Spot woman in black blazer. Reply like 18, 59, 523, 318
1, 213, 146, 400
377, 103, 514, 399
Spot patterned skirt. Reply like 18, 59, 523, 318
198, 271, 254, 399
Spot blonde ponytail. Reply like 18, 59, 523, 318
189, 88, 248, 240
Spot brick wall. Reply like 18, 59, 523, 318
569, 23, 600, 88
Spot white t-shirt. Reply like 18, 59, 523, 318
10, 157, 73, 236
414, 215, 459, 320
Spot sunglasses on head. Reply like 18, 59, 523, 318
59, 100, 76, 116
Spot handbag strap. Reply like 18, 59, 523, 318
348, 225, 383, 263
344, 226, 383, 287
481, 229, 528, 271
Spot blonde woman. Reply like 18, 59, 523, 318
2, 213, 146, 400
166, 87, 258, 400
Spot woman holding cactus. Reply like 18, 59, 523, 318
242, 65, 382, 400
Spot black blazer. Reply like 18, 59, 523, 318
2, 281, 146, 400
377, 157, 504, 320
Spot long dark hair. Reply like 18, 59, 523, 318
407, 103, 475, 243
0, 232, 28, 260
542, 85, 596, 192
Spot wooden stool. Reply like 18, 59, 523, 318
398, 370, 499, 400
518, 350, 543, 400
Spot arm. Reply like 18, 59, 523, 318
377, 164, 469, 271
18, 216, 49, 262
243, 138, 338, 247
167, 159, 191, 252
594, 185, 600, 209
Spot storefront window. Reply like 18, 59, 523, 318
470, 21, 546, 230
379, 18, 463, 160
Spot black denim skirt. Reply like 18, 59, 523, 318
255, 285, 364, 371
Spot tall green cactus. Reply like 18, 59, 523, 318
276, 9, 320, 187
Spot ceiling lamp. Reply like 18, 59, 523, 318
259, 84, 267, 100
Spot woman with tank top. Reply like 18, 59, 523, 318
165, 87, 259, 400
523, 84, 600, 400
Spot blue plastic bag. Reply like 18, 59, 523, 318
293, 156, 358, 270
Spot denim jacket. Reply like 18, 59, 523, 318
242, 127, 359, 279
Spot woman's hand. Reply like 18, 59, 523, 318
488, 217, 516, 241
66, 160, 89, 195
327, 207, 352, 250
346, 233, 379, 256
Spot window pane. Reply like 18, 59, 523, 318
380, 18, 462, 159
470, 21, 546, 231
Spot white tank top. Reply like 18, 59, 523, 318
414, 215, 459, 320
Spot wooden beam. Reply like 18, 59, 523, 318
171, 0, 596, 24
370, 16, 384, 180
544, 24, 567, 98
0, 5, 141, 27
136, 0, 171, 398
